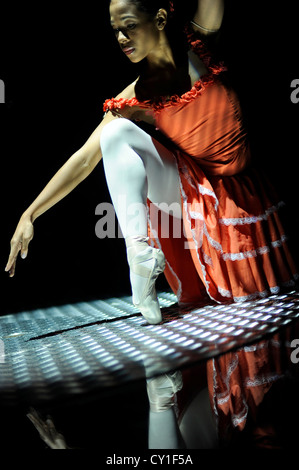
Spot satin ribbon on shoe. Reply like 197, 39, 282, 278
125, 236, 166, 324
147, 371, 183, 412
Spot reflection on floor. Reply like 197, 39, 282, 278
0, 290, 299, 449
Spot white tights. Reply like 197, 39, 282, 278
147, 372, 185, 449
101, 119, 184, 447
100, 118, 182, 239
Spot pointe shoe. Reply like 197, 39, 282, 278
147, 371, 183, 412
126, 236, 166, 324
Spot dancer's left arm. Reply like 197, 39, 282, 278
192, 0, 224, 34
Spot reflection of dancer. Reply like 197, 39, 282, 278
5, 0, 298, 449
5, 0, 297, 323
178, 322, 299, 449
27, 373, 185, 449
27, 408, 69, 449
147, 371, 185, 449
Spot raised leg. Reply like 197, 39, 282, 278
100, 119, 182, 323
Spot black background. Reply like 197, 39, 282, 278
1, 0, 299, 316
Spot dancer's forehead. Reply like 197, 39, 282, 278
110, 1, 144, 23
110, 2, 152, 30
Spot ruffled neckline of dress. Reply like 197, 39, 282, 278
103, 30, 227, 114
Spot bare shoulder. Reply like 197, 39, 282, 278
108, 79, 155, 125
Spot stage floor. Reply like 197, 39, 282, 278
1, 289, 299, 409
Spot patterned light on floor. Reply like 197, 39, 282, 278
0, 290, 299, 406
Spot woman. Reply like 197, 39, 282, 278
5, 0, 297, 322
5, 0, 298, 450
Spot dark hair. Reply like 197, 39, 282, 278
122, 0, 198, 20
125, 0, 173, 17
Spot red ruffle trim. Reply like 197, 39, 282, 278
103, 29, 227, 114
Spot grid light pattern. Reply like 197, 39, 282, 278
0, 290, 299, 406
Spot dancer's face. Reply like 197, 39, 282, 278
109, 0, 165, 63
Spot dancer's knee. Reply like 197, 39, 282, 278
100, 118, 140, 156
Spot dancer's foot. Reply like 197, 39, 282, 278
125, 236, 166, 324
147, 371, 183, 412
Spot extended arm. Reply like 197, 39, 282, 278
192, 0, 224, 35
19, 112, 116, 224
5, 105, 127, 277
5, 77, 138, 277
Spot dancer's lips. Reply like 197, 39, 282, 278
122, 47, 135, 55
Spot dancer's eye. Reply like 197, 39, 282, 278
112, 24, 137, 36
126, 23, 137, 30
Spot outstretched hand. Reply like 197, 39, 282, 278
27, 407, 68, 449
5, 215, 34, 277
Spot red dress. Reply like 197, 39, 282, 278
103, 35, 298, 305
104, 34, 298, 443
